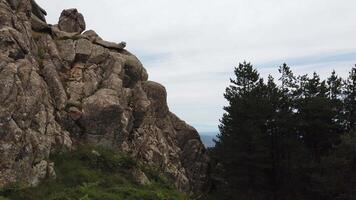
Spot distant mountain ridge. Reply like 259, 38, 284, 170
200, 134, 218, 148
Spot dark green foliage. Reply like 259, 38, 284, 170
216, 62, 277, 199
211, 62, 356, 200
344, 67, 356, 131
0, 146, 187, 200
321, 131, 356, 200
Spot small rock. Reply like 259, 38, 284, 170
91, 150, 100, 157
31, 160, 49, 186
131, 169, 151, 185
68, 106, 82, 121
47, 162, 56, 179
94, 38, 126, 50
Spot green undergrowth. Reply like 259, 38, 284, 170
0, 146, 188, 200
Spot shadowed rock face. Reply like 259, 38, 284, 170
0, 0, 210, 197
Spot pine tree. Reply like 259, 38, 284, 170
276, 64, 307, 199
215, 62, 272, 199
327, 70, 343, 100
344, 67, 356, 131
212, 63, 355, 200
296, 72, 336, 161
293, 72, 342, 199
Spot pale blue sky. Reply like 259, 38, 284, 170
38, 0, 356, 135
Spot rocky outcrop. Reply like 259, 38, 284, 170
0, 0, 209, 197
58, 8, 85, 33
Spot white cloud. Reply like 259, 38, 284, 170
37, 0, 356, 134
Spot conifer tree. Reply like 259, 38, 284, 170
212, 62, 356, 200
216, 62, 271, 199
344, 67, 356, 131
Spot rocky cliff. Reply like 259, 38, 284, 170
0, 0, 209, 197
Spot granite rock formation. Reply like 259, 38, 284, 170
0, 0, 209, 197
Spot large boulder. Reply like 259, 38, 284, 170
81, 89, 123, 134
58, 8, 86, 33
142, 81, 169, 118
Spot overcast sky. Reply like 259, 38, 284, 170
37, 0, 356, 135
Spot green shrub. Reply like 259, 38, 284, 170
0, 145, 187, 200
141, 166, 170, 186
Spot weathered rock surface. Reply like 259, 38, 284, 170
0, 0, 209, 197
58, 8, 86, 33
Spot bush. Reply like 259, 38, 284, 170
0, 145, 187, 200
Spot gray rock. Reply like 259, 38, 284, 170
7, 0, 47, 22
82, 65, 100, 96
58, 8, 86, 33
0, 27, 30, 55
75, 38, 92, 61
89, 44, 109, 63
83, 29, 100, 42
42, 60, 67, 110
142, 81, 169, 118
31, 14, 51, 32
30, 0, 47, 22
94, 38, 126, 50
6, 0, 19, 10
66, 81, 85, 102
68, 106, 82, 121
0, 2, 15, 27
80, 89, 123, 142
51, 25, 79, 39
131, 169, 151, 185
0, 1, 210, 197
56, 39, 75, 63
31, 160, 50, 186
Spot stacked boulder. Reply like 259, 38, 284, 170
0, 0, 209, 197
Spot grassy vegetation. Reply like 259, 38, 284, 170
0, 146, 188, 200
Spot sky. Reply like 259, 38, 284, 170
37, 0, 356, 135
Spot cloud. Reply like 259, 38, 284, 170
37, 0, 356, 134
